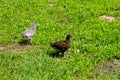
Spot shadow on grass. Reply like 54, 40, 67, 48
46, 51, 63, 58
113, 55, 120, 60
18, 40, 29, 45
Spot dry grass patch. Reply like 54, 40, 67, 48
0, 43, 34, 52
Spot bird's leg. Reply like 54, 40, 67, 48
28, 39, 31, 45
26, 41, 28, 45
60, 52, 64, 57
56, 50, 60, 57
26, 40, 28, 45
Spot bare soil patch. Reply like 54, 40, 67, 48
0, 43, 33, 52
92, 59, 120, 78
99, 15, 116, 22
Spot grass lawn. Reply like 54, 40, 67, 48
0, 0, 120, 80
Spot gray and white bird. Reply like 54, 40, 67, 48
21, 21, 37, 44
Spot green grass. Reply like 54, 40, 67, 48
0, 0, 120, 79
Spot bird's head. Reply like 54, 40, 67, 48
32, 21, 37, 25
66, 34, 72, 40
31, 21, 37, 29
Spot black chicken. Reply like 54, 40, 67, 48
50, 34, 72, 57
